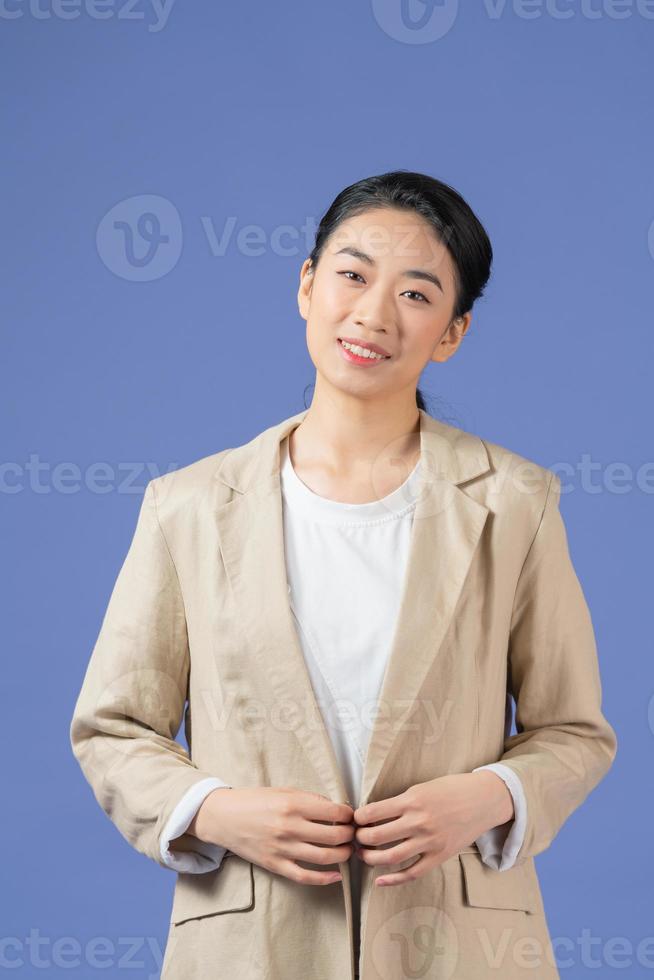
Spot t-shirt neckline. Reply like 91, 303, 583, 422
279, 434, 422, 527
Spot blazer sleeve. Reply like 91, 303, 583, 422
494, 471, 618, 866
160, 778, 232, 873
69, 478, 222, 870
472, 763, 527, 870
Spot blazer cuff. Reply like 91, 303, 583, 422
160, 777, 232, 874
471, 763, 528, 871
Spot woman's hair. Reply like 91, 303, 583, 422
305, 170, 493, 414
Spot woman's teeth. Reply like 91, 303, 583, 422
339, 340, 387, 360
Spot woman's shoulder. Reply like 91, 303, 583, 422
483, 433, 555, 488
149, 409, 307, 512
471, 428, 559, 525
146, 445, 236, 522
429, 414, 555, 500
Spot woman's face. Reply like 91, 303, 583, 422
297, 206, 472, 405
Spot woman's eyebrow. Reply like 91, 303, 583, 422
333, 245, 444, 293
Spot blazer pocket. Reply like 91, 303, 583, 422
458, 851, 538, 914
171, 853, 255, 926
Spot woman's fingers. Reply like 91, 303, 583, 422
275, 858, 344, 886
356, 838, 418, 866
355, 814, 412, 847
375, 852, 433, 887
293, 815, 356, 846
289, 789, 355, 826
281, 837, 354, 865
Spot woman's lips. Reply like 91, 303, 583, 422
336, 338, 391, 367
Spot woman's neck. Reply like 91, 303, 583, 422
287, 398, 421, 504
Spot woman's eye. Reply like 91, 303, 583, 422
402, 290, 429, 303
338, 272, 428, 304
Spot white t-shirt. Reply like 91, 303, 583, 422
159, 434, 527, 921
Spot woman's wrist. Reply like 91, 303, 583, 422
187, 788, 232, 844
470, 770, 515, 828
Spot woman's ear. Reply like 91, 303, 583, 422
430, 312, 473, 364
297, 258, 314, 320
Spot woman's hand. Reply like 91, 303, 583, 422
353, 771, 514, 887
187, 786, 356, 886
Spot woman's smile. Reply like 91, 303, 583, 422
337, 336, 392, 367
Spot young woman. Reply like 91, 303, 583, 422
70, 171, 617, 980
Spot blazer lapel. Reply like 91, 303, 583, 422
358, 425, 491, 804
213, 408, 491, 808
214, 409, 350, 804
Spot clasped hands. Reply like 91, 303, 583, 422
183, 770, 514, 888
350, 770, 514, 887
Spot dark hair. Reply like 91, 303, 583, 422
305, 170, 493, 415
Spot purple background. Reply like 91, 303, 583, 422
2, 2, 651, 976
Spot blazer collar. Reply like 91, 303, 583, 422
214, 407, 491, 494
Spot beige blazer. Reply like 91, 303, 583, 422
69, 407, 617, 980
